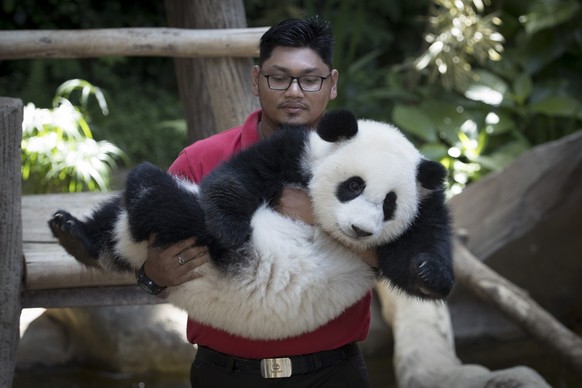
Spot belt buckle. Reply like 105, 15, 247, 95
260, 357, 292, 378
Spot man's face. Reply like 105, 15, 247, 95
252, 46, 338, 135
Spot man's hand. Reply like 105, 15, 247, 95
277, 187, 316, 225
143, 235, 209, 287
359, 249, 379, 268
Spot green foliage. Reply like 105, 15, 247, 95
413, 0, 505, 92
1, 0, 184, 168
21, 80, 127, 194
3, 0, 581, 197
88, 75, 188, 169
335, 0, 582, 194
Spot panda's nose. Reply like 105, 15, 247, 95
352, 225, 373, 238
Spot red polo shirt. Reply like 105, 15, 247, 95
168, 110, 372, 358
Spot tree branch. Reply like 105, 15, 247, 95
376, 282, 550, 388
453, 239, 582, 372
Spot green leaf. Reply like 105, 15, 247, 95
529, 96, 582, 118
521, 1, 581, 35
420, 143, 448, 161
512, 73, 532, 105
485, 112, 516, 136
420, 100, 471, 144
392, 105, 437, 142
464, 70, 509, 106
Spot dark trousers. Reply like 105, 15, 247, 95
190, 345, 370, 388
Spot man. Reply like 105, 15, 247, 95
140, 16, 373, 387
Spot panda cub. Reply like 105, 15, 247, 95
48, 109, 453, 340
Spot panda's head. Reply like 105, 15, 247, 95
306, 109, 444, 251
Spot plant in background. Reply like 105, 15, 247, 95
388, 0, 582, 195
5, 0, 581, 196
21, 79, 127, 194
414, 0, 505, 92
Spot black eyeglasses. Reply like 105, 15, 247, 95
259, 69, 332, 92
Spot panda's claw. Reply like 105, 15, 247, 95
48, 210, 75, 237
47, 210, 101, 267
412, 253, 454, 299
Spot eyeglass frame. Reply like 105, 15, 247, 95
259, 69, 332, 92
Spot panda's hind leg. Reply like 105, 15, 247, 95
48, 210, 102, 268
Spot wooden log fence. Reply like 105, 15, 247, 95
0, 27, 268, 59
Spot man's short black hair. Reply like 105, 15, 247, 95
259, 15, 334, 70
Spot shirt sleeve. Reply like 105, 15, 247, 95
168, 148, 202, 184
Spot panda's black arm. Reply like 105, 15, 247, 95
376, 188, 454, 299
199, 129, 310, 249
200, 169, 266, 249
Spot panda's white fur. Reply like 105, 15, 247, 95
49, 111, 452, 340
114, 200, 375, 340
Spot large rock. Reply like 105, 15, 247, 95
447, 130, 582, 342
17, 304, 196, 374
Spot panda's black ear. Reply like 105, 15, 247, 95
316, 109, 358, 143
417, 159, 447, 190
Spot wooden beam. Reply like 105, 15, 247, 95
0, 97, 23, 388
21, 286, 165, 308
23, 242, 135, 290
0, 27, 268, 60
21, 192, 138, 290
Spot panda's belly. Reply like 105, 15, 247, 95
167, 204, 376, 340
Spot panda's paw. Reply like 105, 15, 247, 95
48, 210, 77, 238
209, 222, 251, 250
48, 211, 100, 266
413, 253, 454, 299
218, 230, 250, 250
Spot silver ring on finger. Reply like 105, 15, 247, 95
177, 254, 186, 265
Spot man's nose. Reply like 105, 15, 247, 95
285, 79, 304, 95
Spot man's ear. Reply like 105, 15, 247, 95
251, 65, 261, 97
329, 69, 339, 101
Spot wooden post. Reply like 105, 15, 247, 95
165, 0, 260, 141
165, 0, 217, 141
0, 97, 23, 387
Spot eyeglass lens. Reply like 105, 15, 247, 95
262, 72, 330, 92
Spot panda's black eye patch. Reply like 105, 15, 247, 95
383, 191, 397, 221
336, 176, 365, 202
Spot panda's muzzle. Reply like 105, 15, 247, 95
351, 225, 373, 238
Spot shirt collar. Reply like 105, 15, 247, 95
240, 110, 262, 149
